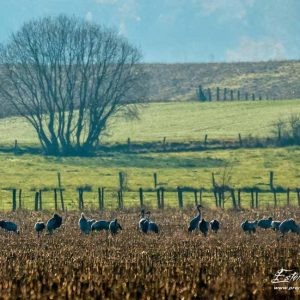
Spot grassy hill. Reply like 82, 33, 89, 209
0, 99, 300, 146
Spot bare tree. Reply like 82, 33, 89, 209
0, 15, 146, 155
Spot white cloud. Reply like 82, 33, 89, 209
85, 11, 93, 22
226, 37, 286, 62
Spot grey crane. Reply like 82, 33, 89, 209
46, 213, 62, 234
91, 220, 110, 232
240, 220, 257, 234
188, 204, 202, 232
146, 211, 159, 234
279, 218, 300, 236
257, 217, 273, 229
0, 220, 19, 234
109, 219, 123, 235
199, 218, 209, 236
210, 219, 220, 233
34, 221, 45, 236
139, 209, 149, 233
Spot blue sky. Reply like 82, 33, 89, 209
0, 0, 299, 63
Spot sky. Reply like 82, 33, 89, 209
0, 0, 299, 63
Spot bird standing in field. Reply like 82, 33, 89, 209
188, 204, 202, 233
139, 209, 149, 233
271, 220, 281, 231
46, 213, 62, 234
79, 213, 92, 234
91, 220, 110, 232
210, 219, 220, 233
146, 211, 159, 234
240, 220, 257, 234
0, 220, 19, 234
109, 219, 122, 235
199, 218, 209, 236
279, 218, 300, 236
257, 217, 273, 229
34, 221, 45, 236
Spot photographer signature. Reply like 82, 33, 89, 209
271, 268, 300, 284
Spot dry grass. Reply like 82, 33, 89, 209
1, 208, 300, 299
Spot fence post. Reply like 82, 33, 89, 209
237, 90, 240, 101
194, 190, 198, 206
139, 188, 144, 208
12, 189, 17, 211
287, 188, 290, 206
204, 134, 208, 147
161, 188, 165, 209
231, 189, 237, 209
57, 172, 62, 188
230, 90, 234, 101
60, 189, 64, 212
216, 87, 220, 101
269, 171, 274, 190
177, 187, 183, 208
153, 173, 158, 189
213, 189, 218, 207
98, 188, 104, 210
54, 189, 58, 211
156, 189, 161, 209
18, 189, 22, 209
34, 191, 39, 211
207, 88, 212, 101
250, 189, 254, 209
78, 188, 84, 210
238, 133, 243, 147
199, 188, 203, 206
218, 190, 222, 208
39, 190, 42, 211
255, 190, 259, 208
297, 188, 300, 207
273, 189, 277, 208
237, 189, 241, 209
223, 88, 227, 101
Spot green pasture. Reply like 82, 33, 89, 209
0, 99, 300, 147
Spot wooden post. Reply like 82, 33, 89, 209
212, 172, 216, 188
287, 188, 290, 206
255, 191, 259, 208
177, 187, 183, 208
139, 188, 144, 208
156, 189, 161, 209
34, 192, 39, 211
216, 87, 220, 101
12, 189, 17, 211
213, 189, 218, 207
54, 189, 58, 211
199, 188, 203, 205
250, 190, 254, 209
39, 190, 42, 211
153, 173, 158, 189
237, 189, 241, 208
273, 189, 277, 208
207, 88, 212, 101
218, 190, 222, 208
194, 190, 198, 206
269, 171, 274, 190
297, 188, 300, 207
57, 172, 61, 188
101, 187, 105, 209
161, 188, 165, 209
223, 88, 227, 101
119, 172, 125, 191
18, 189, 22, 209
60, 189, 64, 211
78, 188, 84, 210
238, 133, 243, 147
230, 189, 237, 209
230, 90, 234, 101
98, 188, 104, 210
237, 90, 240, 101
204, 134, 208, 147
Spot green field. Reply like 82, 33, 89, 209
0, 100, 300, 210
0, 99, 300, 146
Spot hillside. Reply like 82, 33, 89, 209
1, 60, 300, 118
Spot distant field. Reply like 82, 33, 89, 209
0, 99, 300, 147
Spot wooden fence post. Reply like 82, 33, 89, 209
213, 189, 218, 207
161, 188, 165, 209
34, 191, 39, 211
156, 189, 161, 209
57, 172, 61, 188
223, 88, 227, 101
287, 188, 290, 206
269, 171, 274, 190
194, 190, 198, 206
119, 172, 125, 191
177, 187, 183, 208
12, 189, 17, 211
78, 188, 84, 210
237, 189, 241, 208
98, 188, 104, 210
230, 90, 234, 101
238, 133, 243, 147
237, 90, 240, 101
230, 189, 237, 209
153, 173, 158, 189
255, 191, 259, 208
54, 188, 58, 211
250, 190, 254, 209
216, 87, 220, 101
39, 190, 42, 211
60, 189, 64, 212
18, 189, 22, 209
207, 88, 212, 101
273, 189, 277, 208
139, 188, 144, 208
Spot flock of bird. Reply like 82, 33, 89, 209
0, 204, 299, 237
